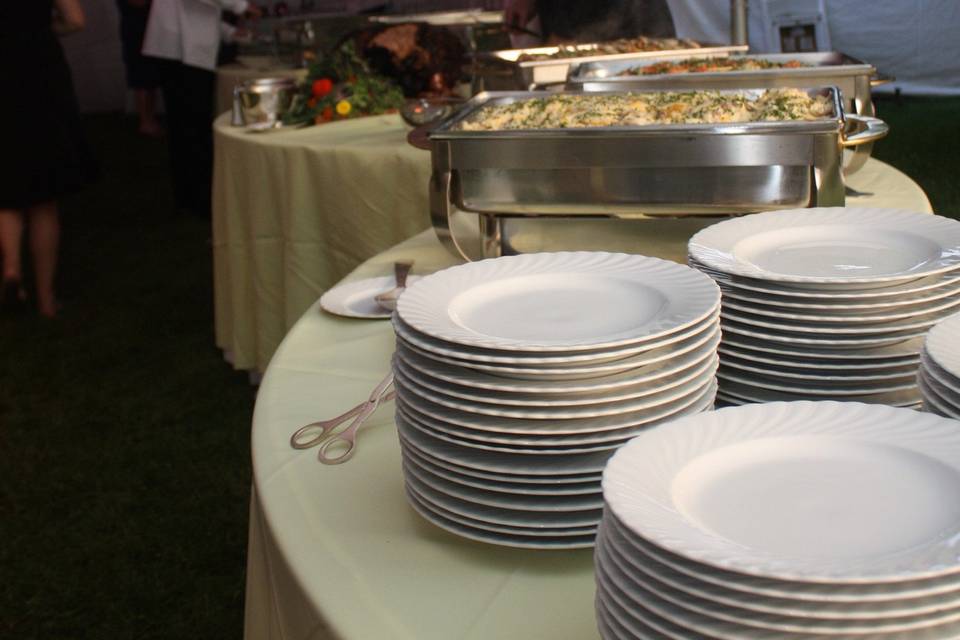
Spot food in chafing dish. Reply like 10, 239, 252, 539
517, 37, 702, 61
456, 89, 833, 130
622, 57, 809, 76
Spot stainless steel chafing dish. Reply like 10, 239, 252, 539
567, 51, 891, 175
427, 87, 887, 261
475, 43, 749, 90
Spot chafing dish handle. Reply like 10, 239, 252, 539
430, 171, 473, 263
840, 115, 889, 148
870, 74, 896, 88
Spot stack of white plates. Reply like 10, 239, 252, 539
919, 312, 960, 418
687, 208, 960, 407
392, 252, 721, 549
596, 401, 960, 639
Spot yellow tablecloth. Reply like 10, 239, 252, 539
212, 112, 432, 372
245, 165, 932, 640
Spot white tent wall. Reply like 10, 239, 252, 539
667, 0, 960, 96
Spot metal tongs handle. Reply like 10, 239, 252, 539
289, 373, 395, 465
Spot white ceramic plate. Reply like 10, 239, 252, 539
709, 273, 960, 309
395, 375, 717, 435
396, 323, 720, 380
925, 312, 960, 381
720, 293, 960, 324
689, 208, 960, 285
721, 332, 924, 361
404, 456, 602, 512
599, 518, 960, 619
918, 373, 960, 419
716, 369, 916, 396
602, 513, 960, 604
394, 334, 718, 396
403, 487, 596, 549
394, 350, 717, 408
394, 360, 717, 418
597, 536, 960, 633
718, 344, 920, 371
721, 305, 959, 335
719, 355, 917, 382
392, 310, 720, 365
716, 379, 920, 406
721, 318, 927, 347
691, 257, 960, 300
399, 441, 600, 495
319, 275, 421, 319
604, 401, 960, 583
398, 252, 719, 352
394, 415, 612, 476
921, 353, 960, 398
405, 484, 596, 538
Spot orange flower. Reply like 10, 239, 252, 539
307, 97, 317, 109
321, 106, 334, 122
335, 100, 352, 116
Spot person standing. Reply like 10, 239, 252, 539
117, 0, 164, 136
0, 0, 94, 318
142, 0, 261, 219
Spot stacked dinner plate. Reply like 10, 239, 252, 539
687, 208, 960, 407
919, 312, 960, 418
596, 401, 960, 639
391, 252, 721, 549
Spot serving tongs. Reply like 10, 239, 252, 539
290, 373, 395, 464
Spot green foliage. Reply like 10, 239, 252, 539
284, 41, 405, 125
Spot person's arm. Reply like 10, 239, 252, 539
504, 0, 538, 32
52, 0, 86, 35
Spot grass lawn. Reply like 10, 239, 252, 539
0, 95, 958, 639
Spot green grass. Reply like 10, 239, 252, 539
0, 116, 254, 639
0, 96, 958, 639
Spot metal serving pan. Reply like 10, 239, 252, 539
475, 42, 748, 90
427, 88, 887, 261
568, 51, 890, 175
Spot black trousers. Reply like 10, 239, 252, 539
158, 60, 215, 217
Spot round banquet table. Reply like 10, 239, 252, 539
245, 161, 932, 640
212, 112, 432, 373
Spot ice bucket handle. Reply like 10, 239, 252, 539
841, 115, 888, 148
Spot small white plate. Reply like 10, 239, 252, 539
918, 372, 960, 419
719, 344, 919, 371
319, 275, 421, 319
398, 252, 720, 352
716, 368, 916, 396
688, 208, 960, 285
604, 401, 960, 582
721, 318, 927, 347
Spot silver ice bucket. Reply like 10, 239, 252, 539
232, 77, 298, 127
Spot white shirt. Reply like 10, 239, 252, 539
142, 0, 249, 71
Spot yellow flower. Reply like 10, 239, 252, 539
336, 100, 352, 116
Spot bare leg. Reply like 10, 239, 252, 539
27, 201, 60, 317
0, 208, 25, 281
136, 88, 163, 136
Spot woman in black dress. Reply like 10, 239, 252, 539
0, 0, 93, 317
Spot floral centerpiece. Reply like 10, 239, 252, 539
284, 42, 406, 126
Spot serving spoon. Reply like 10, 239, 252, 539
375, 261, 414, 312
